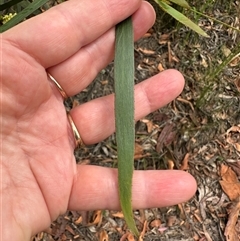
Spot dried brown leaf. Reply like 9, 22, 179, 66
227, 160, 240, 178
74, 215, 82, 225
143, 33, 152, 38
234, 77, 240, 92
159, 33, 170, 44
226, 125, 240, 152
178, 203, 186, 220
100, 80, 109, 85
177, 97, 194, 111
72, 99, 80, 108
99, 229, 108, 241
193, 211, 203, 223
120, 233, 135, 241
146, 121, 154, 133
134, 143, 144, 159
111, 211, 124, 219
230, 53, 240, 67
156, 123, 175, 153
180, 153, 190, 170
219, 164, 240, 201
168, 42, 172, 63
157, 63, 165, 72
141, 119, 155, 133
235, 143, 240, 152
150, 219, 161, 228
220, 164, 239, 183
137, 48, 155, 55
224, 200, 240, 241
167, 159, 175, 170
65, 225, 75, 235
139, 220, 148, 241
167, 216, 176, 227
88, 210, 102, 226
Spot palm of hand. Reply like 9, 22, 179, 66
2, 40, 76, 236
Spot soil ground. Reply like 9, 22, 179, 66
30, 1, 240, 240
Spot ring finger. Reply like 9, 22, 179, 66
69, 70, 184, 145
47, 2, 155, 97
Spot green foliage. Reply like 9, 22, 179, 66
197, 43, 240, 107
0, 0, 48, 32
154, 0, 209, 37
164, 0, 190, 8
114, 17, 139, 237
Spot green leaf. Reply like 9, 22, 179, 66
168, 0, 190, 9
0, 0, 49, 32
114, 17, 139, 237
155, 0, 209, 37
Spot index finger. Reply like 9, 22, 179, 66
3, 0, 141, 68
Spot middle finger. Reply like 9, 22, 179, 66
47, 2, 155, 97
69, 70, 184, 145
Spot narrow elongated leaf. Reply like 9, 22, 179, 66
114, 17, 139, 236
155, 0, 209, 37
168, 0, 190, 9
0, 0, 49, 32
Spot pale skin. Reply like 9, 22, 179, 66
1, 0, 197, 240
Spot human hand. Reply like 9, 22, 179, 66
1, 0, 197, 240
